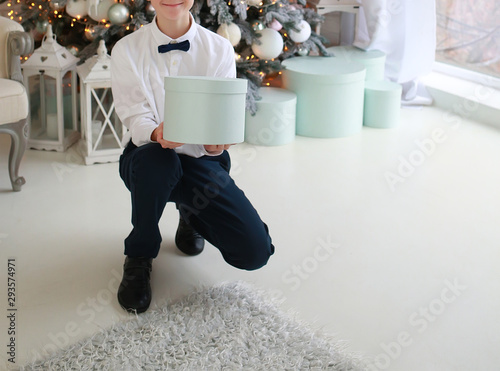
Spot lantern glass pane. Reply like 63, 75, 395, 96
62, 71, 76, 131
90, 87, 122, 150
28, 74, 59, 140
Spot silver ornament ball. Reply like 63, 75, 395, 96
36, 18, 49, 33
85, 26, 97, 41
49, 1, 64, 10
146, 3, 156, 17
252, 20, 265, 32
108, 3, 130, 25
66, 45, 80, 57
297, 46, 309, 56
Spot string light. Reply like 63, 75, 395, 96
7, 0, 298, 92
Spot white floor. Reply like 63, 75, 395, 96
1, 105, 500, 370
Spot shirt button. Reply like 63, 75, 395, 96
172, 60, 178, 66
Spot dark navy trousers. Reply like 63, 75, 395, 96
119, 141, 274, 270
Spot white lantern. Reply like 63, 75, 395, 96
22, 26, 80, 152
76, 40, 127, 165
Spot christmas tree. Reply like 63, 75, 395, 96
2, 0, 328, 111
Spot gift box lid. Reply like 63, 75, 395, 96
365, 80, 402, 93
164, 76, 247, 94
327, 46, 386, 66
257, 87, 297, 104
282, 57, 365, 84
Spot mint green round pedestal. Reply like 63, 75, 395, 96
363, 80, 402, 129
327, 46, 386, 81
245, 87, 297, 146
282, 57, 366, 138
163, 76, 248, 144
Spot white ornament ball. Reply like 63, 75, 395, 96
268, 19, 282, 31
108, 3, 129, 25
89, 0, 116, 22
252, 28, 283, 60
289, 20, 311, 43
217, 22, 241, 47
66, 0, 88, 18
247, 0, 261, 6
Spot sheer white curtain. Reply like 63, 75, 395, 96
353, 0, 436, 103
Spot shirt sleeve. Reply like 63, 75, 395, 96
215, 40, 237, 79
111, 41, 158, 147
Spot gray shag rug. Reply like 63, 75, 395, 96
23, 281, 366, 370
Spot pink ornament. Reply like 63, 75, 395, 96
269, 19, 282, 31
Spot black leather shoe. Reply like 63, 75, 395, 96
117, 257, 152, 314
175, 216, 205, 256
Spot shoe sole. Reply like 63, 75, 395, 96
117, 295, 150, 314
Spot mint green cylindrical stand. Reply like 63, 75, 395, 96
327, 46, 386, 81
282, 57, 366, 138
163, 76, 248, 144
363, 80, 402, 129
245, 87, 297, 146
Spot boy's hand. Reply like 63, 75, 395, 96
151, 122, 184, 149
204, 144, 234, 155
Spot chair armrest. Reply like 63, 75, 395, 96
8, 31, 34, 83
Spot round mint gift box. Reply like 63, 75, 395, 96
363, 80, 402, 129
327, 46, 386, 81
163, 76, 248, 144
245, 87, 297, 146
282, 57, 366, 138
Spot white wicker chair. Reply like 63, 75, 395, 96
0, 16, 33, 191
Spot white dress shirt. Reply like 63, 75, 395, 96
111, 15, 236, 157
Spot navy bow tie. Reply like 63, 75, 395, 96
158, 40, 190, 53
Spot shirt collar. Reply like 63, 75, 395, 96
150, 13, 198, 46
